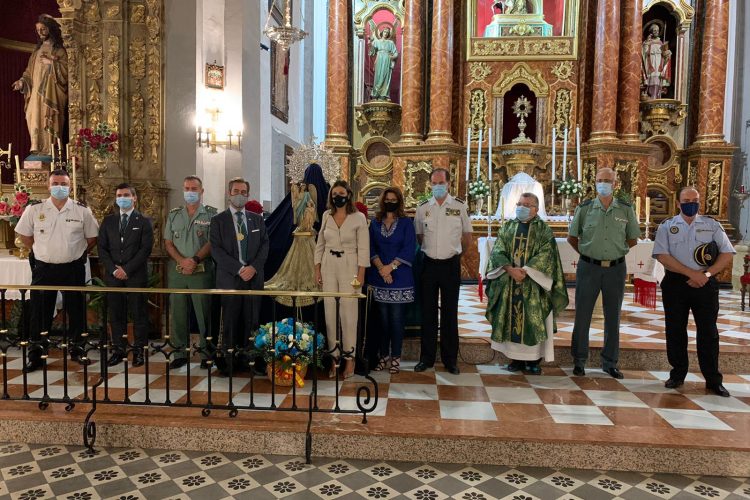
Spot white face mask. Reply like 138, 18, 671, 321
229, 194, 248, 209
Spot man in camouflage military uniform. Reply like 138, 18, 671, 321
163, 175, 216, 369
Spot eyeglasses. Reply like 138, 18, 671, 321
516, 203, 537, 208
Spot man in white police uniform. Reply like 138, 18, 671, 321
653, 186, 735, 397
15, 169, 99, 372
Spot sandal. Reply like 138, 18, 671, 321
342, 358, 355, 379
374, 356, 390, 372
389, 357, 400, 374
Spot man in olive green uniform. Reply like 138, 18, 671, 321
164, 175, 216, 369
568, 167, 640, 378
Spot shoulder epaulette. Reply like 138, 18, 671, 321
615, 198, 631, 207
169, 206, 182, 213
701, 215, 717, 221
205, 205, 218, 213
579, 199, 593, 207
418, 199, 429, 206
75, 200, 87, 207
454, 197, 465, 204
27, 199, 41, 206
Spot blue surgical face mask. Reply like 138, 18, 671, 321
431, 184, 448, 199
596, 182, 613, 197
184, 191, 200, 204
50, 185, 69, 200
116, 197, 133, 210
680, 201, 700, 217
515, 206, 531, 221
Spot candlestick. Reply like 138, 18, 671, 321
476, 128, 483, 179
72, 155, 77, 201
645, 196, 651, 225
66, 143, 71, 163
551, 128, 556, 210
576, 126, 581, 181
56, 137, 62, 158
635, 196, 641, 222
488, 127, 493, 214
51, 140, 56, 169
15, 155, 21, 184
562, 128, 568, 181
465, 127, 471, 183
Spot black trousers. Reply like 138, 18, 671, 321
419, 254, 460, 367
661, 271, 722, 386
28, 254, 87, 360
218, 277, 260, 370
105, 276, 148, 351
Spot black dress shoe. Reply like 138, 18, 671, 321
572, 366, 585, 376
169, 358, 188, 370
525, 360, 542, 375
664, 378, 684, 389
107, 352, 124, 367
605, 367, 624, 379
414, 361, 432, 372
200, 359, 211, 370
446, 365, 460, 375
132, 353, 145, 368
706, 384, 730, 397
507, 360, 525, 372
70, 351, 91, 366
23, 359, 43, 373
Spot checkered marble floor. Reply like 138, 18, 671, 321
0, 442, 747, 500
460, 286, 750, 347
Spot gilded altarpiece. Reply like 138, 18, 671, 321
57, 0, 167, 254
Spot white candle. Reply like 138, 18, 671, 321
488, 127, 493, 213
15, 155, 21, 184
56, 137, 62, 158
562, 128, 568, 181
576, 126, 582, 181
72, 155, 77, 200
66, 143, 71, 163
465, 127, 471, 182
635, 196, 641, 221
645, 196, 651, 224
476, 128, 483, 179
551, 128, 556, 209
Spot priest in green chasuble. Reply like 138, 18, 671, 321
485, 193, 568, 374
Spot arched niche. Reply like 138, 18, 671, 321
492, 63, 549, 145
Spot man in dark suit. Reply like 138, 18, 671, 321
98, 183, 154, 367
210, 177, 269, 376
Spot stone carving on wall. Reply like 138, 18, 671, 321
615, 159, 639, 199
469, 89, 488, 140
469, 62, 492, 84
146, 0, 162, 166
492, 62, 549, 97
106, 34, 120, 133
706, 161, 722, 215
582, 160, 597, 198
405, 160, 433, 208
131, 4, 146, 23
471, 38, 573, 60
686, 161, 697, 187
553, 88, 572, 132
551, 61, 573, 81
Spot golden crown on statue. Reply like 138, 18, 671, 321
285, 137, 340, 184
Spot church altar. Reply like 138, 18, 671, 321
477, 237, 664, 283
0, 255, 91, 302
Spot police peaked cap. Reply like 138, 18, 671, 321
693, 241, 719, 267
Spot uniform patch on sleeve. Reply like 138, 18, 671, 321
670, 226, 679, 234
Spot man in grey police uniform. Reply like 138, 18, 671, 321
15, 169, 99, 372
653, 186, 735, 397
413, 168, 472, 375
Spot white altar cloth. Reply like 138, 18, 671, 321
0, 255, 92, 302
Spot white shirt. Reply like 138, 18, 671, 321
229, 205, 247, 265
15, 197, 99, 263
414, 195, 472, 260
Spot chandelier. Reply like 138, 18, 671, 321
263, 0, 308, 51
286, 137, 340, 184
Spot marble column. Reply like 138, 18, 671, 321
399, 0, 424, 143
617, 0, 642, 142
325, 0, 349, 145
589, 0, 621, 143
695, 0, 730, 144
426, 0, 454, 143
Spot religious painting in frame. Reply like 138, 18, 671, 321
270, 40, 290, 123
205, 62, 224, 89
466, 0, 581, 61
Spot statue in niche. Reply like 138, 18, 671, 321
483, 0, 552, 37
492, 0, 528, 15
11, 15, 68, 157
641, 23, 672, 100
368, 20, 399, 101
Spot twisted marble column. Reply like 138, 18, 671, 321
617, 0, 643, 142
399, 0, 424, 143
426, 0, 454, 143
325, 0, 349, 145
590, 0, 621, 143
695, 0, 730, 144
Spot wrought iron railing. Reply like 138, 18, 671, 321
0, 285, 378, 464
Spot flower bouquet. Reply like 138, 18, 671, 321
75, 122, 119, 160
254, 318, 325, 387
468, 179, 490, 200
0, 183, 35, 225
556, 179, 584, 198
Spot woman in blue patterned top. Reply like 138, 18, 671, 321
368, 187, 416, 373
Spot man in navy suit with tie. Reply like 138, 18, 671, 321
210, 178, 269, 376
98, 183, 154, 367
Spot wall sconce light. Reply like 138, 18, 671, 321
195, 108, 242, 153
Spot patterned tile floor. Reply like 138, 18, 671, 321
0, 442, 748, 500
459, 286, 750, 347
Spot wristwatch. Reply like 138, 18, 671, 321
392, 261, 399, 270
704, 271, 712, 278
192, 255, 202, 264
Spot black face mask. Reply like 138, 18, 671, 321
384, 201, 399, 213
332, 195, 349, 208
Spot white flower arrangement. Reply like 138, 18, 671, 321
468, 179, 490, 200
556, 179, 584, 197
